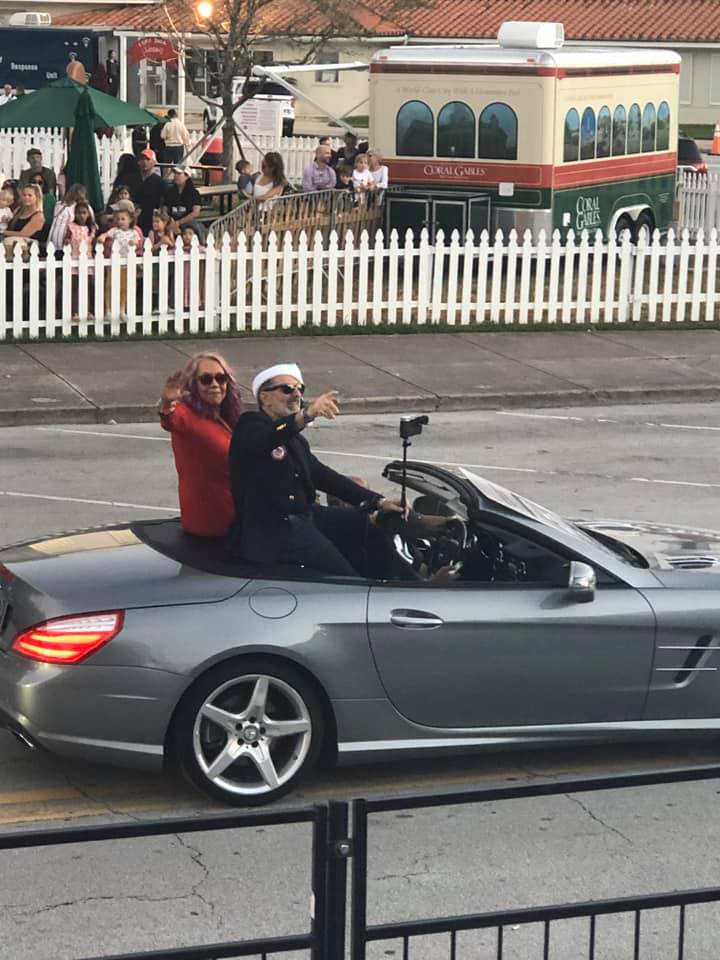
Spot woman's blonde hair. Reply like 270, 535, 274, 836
21, 183, 43, 211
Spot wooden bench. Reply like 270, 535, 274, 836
197, 183, 240, 218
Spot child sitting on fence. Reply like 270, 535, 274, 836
0, 187, 15, 233
351, 153, 375, 203
102, 199, 142, 316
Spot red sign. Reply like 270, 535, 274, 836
387, 158, 551, 189
128, 37, 178, 65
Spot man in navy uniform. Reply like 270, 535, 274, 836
229, 363, 404, 575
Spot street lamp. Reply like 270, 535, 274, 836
196, 0, 214, 19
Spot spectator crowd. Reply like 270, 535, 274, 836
298, 132, 389, 200
0, 73, 389, 320
0, 135, 211, 317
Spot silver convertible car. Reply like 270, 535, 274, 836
1, 458, 720, 805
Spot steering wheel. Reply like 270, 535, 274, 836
442, 516, 467, 551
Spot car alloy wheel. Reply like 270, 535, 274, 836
174, 658, 324, 805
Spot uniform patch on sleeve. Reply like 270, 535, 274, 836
271, 446, 287, 460
276, 422, 288, 431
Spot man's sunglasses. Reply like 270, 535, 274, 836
263, 383, 305, 395
197, 373, 228, 386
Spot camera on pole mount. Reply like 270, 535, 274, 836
400, 414, 429, 440
399, 415, 429, 510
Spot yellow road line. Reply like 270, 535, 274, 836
0, 786, 81, 805
0, 784, 186, 806
0, 751, 714, 827
0, 797, 205, 827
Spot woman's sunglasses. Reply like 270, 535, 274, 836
263, 382, 305, 395
197, 373, 228, 386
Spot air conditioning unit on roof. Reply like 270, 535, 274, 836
9, 11, 52, 25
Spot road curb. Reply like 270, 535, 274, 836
2, 383, 720, 427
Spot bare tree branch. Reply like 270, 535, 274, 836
162, 0, 433, 170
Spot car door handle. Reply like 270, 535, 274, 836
390, 609, 444, 629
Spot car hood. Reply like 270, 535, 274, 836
579, 519, 720, 575
0, 525, 245, 624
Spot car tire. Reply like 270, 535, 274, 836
614, 214, 634, 243
173, 657, 325, 806
633, 211, 655, 245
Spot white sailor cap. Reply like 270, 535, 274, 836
252, 363, 304, 399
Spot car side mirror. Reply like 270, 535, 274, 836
568, 561, 596, 603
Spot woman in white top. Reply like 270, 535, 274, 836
242, 152, 287, 206
366, 149, 389, 191
48, 183, 88, 250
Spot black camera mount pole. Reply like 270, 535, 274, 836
400, 433, 411, 512
398, 415, 428, 512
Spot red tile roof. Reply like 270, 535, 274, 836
398, 0, 720, 43
53, 0, 720, 44
53, 0, 404, 36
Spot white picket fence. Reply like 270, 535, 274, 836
0, 128, 133, 197
2, 226, 719, 340
0, 128, 337, 199
678, 170, 720, 235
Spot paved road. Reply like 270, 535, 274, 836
3, 403, 720, 958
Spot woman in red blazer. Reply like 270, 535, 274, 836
159, 352, 243, 536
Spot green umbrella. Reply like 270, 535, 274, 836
64, 88, 104, 213
0, 77, 159, 129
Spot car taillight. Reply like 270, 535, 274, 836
0, 564, 14, 581
12, 612, 124, 664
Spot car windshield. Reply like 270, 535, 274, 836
459, 468, 646, 567
577, 525, 649, 567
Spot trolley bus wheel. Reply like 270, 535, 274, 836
614, 215, 634, 243
633, 212, 655, 246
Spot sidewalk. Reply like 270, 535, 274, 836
3, 328, 720, 426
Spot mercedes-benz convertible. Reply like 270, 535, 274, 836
1, 453, 719, 805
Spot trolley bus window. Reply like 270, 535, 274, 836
597, 106, 611, 158
479, 103, 517, 160
642, 103, 657, 152
580, 107, 596, 160
612, 105, 626, 155
627, 103, 642, 154
656, 101, 670, 150
437, 101, 475, 158
563, 108, 580, 162
397, 100, 434, 156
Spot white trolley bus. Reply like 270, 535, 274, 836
369, 21, 680, 241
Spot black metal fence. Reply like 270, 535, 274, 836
5, 763, 720, 959
349, 763, 720, 960
0, 805, 330, 960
